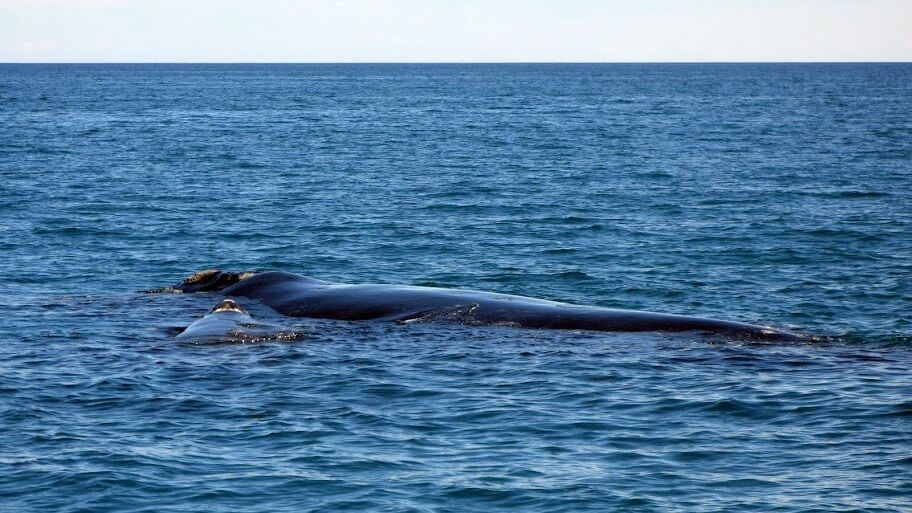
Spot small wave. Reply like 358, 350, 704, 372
31, 226, 127, 236
799, 190, 891, 199
236, 161, 266, 169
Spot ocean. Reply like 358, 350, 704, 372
1, 63, 910, 512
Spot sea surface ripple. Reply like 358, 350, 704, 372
1, 64, 910, 512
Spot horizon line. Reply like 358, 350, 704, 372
2, 60, 911, 65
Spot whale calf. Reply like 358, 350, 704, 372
176, 298, 303, 343
162, 269, 808, 341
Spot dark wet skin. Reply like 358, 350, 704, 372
168, 270, 809, 341
176, 298, 302, 343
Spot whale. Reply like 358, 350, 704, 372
176, 298, 303, 343
162, 269, 807, 341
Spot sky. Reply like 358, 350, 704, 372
0, 0, 910, 63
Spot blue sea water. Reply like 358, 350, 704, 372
1, 63, 911, 512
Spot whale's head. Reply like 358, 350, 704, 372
209, 298, 247, 314
175, 269, 257, 293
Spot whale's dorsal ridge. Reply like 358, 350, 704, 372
163, 269, 809, 341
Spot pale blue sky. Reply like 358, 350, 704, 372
1, 0, 909, 62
